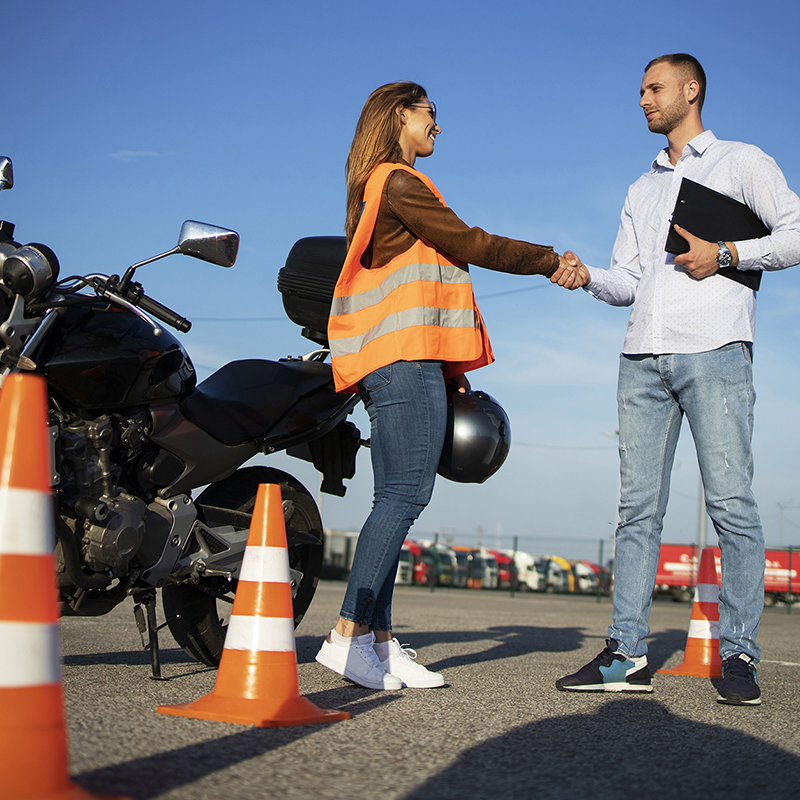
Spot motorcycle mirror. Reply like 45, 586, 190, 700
177, 221, 239, 267
0, 157, 13, 191
118, 220, 240, 293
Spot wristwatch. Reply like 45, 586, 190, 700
717, 241, 733, 268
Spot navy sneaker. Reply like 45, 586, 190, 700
556, 639, 653, 693
717, 653, 761, 706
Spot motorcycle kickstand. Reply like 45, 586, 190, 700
132, 589, 166, 680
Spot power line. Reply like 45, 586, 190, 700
182, 284, 551, 323
515, 442, 615, 451
192, 317, 286, 322
475, 284, 550, 300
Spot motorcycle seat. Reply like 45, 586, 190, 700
180, 358, 337, 446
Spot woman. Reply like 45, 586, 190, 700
316, 82, 575, 690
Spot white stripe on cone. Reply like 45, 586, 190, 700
0, 488, 53, 555
687, 618, 720, 640
224, 615, 296, 653
238, 546, 291, 584
695, 584, 720, 604
0, 622, 61, 687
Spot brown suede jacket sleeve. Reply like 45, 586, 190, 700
363, 169, 559, 277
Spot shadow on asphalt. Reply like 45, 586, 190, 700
296, 626, 585, 672
74, 691, 398, 799
401, 696, 800, 800
296, 625, 690, 675
645, 628, 694, 671
63, 623, 691, 681
64, 646, 197, 668
63, 645, 216, 681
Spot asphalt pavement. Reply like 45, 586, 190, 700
57, 581, 800, 799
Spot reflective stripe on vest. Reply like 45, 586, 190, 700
333, 306, 480, 358
329, 163, 493, 393
333, 259, 473, 317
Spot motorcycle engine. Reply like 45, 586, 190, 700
82, 493, 146, 571
56, 413, 149, 573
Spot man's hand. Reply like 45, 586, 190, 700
550, 251, 590, 290
672, 224, 738, 280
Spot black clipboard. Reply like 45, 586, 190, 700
665, 178, 770, 291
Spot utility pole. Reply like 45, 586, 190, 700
777, 499, 797, 547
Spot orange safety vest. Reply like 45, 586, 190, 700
328, 163, 494, 394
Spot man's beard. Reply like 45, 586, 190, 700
647, 96, 690, 135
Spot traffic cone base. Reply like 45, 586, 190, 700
158, 648, 349, 726
658, 546, 723, 678
158, 692, 349, 728
658, 637, 722, 677
157, 484, 349, 727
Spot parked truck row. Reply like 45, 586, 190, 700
395, 541, 609, 593
322, 530, 607, 592
323, 530, 797, 605
395, 541, 798, 605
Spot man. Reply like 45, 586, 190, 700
553, 54, 800, 705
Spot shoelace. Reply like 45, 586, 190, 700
722, 655, 756, 680
393, 641, 418, 663
354, 640, 384, 670
593, 643, 621, 667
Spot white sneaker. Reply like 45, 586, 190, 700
376, 638, 445, 688
315, 630, 403, 690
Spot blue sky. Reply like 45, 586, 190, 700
5, 0, 800, 561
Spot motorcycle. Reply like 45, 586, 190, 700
0, 156, 361, 676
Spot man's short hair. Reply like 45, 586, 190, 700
645, 53, 706, 111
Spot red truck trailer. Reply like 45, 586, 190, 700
402, 540, 438, 586
764, 550, 799, 606
655, 543, 799, 605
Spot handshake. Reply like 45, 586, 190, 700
551, 251, 590, 290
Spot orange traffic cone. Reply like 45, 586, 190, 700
659, 546, 723, 678
0, 373, 124, 799
157, 483, 349, 727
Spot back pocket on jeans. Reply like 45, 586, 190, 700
360, 364, 392, 393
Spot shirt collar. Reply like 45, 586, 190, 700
651, 130, 717, 171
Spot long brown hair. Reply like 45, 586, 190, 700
345, 81, 428, 244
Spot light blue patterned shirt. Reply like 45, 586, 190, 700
585, 130, 800, 354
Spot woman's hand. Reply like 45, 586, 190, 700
551, 252, 590, 290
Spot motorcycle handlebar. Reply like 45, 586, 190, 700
84, 277, 193, 334
137, 293, 192, 333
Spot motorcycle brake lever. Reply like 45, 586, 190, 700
89, 279, 164, 336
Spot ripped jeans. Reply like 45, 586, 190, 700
338, 360, 447, 631
609, 343, 765, 661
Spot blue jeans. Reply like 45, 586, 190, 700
609, 343, 765, 661
339, 360, 447, 631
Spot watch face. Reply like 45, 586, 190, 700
718, 244, 733, 267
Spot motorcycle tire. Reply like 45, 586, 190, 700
162, 466, 323, 667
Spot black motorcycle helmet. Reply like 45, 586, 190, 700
437, 388, 511, 484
